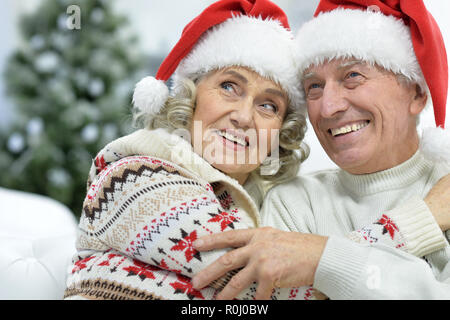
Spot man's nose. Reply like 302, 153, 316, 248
230, 97, 254, 129
320, 82, 349, 118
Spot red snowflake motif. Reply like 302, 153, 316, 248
122, 259, 158, 281
159, 259, 182, 274
208, 209, 238, 231
375, 214, 399, 240
98, 253, 122, 267
303, 286, 314, 300
170, 274, 205, 300
170, 229, 201, 263
95, 155, 107, 173
219, 193, 233, 209
72, 256, 96, 273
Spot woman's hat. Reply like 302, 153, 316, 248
133, 0, 303, 120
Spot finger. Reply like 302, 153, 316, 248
254, 280, 275, 300
192, 246, 250, 290
216, 266, 256, 300
193, 229, 257, 251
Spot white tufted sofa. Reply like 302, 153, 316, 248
0, 187, 78, 299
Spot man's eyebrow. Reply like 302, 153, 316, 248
302, 72, 317, 81
338, 60, 365, 69
223, 70, 248, 84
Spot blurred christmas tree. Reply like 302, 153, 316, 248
0, 0, 146, 218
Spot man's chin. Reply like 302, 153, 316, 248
327, 150, 372, 174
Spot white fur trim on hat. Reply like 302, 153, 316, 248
173, 15, 304, 110
132, 76, 169, 116
295, 8, 427, 89
420, 127, 450, 163
295, 8, 432, 116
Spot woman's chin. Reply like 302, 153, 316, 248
210, 162, 258, 182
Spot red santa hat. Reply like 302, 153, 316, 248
132, 0, 303, 121
295, 0, 450, 163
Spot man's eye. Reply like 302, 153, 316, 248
347, 72, 361, 78
305, 83, 322, 93
309, 83, 321, 90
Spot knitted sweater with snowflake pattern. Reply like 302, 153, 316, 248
64, 129, 447, 300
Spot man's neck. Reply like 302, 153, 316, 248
346, 144, 420, 175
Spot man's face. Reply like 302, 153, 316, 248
302, 58, 427, 174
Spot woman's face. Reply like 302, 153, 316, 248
189, 66, 288, 184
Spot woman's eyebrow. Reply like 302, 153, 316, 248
265, 88, 286, 99
223, 70, 248, 84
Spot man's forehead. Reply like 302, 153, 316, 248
302, 58, 369, 79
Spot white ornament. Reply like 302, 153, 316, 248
26, 118, 44, 136
81, 123, 99, 143
88, 78, 105, 97
35, 51, 59, 73
47, 168, 71, 186
132, 77, 169, 116
7, 133, 25, 153
30, 35, 45, 50
90, 8, 104, 24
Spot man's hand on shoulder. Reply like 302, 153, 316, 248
425, 174, 450, 231
191, 227, 328, 300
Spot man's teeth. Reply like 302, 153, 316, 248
218, 131, 247, 146
331, 121, 369, 137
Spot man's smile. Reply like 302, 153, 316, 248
328, 120, 370, 137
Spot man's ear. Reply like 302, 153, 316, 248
410, 84, 427, 115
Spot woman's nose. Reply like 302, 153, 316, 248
229, 97, 254, 129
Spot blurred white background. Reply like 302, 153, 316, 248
0, 0, 449, 175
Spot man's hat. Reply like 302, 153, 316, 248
132, 0, 303, 121
295, 0, 449, 162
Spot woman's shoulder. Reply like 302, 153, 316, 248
81, 155, 216, 229
87, 155, 213, 200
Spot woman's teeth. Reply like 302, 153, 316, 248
330, 121, 369, 137
217, 131, 247, 147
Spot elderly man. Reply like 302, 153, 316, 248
192, 0, 450, 299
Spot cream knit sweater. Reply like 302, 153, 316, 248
262, 150, 450, 299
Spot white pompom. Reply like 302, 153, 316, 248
420, 127, 450, 163
132, 76, 169, 116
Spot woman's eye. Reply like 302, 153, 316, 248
260, 103, 277, 113
220, 82, 235, 92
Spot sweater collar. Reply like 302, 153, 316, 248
337, 149, 433, 196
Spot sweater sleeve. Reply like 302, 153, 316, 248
347, 197, 448, 257
314, 236, 450, 299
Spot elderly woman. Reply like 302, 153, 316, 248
64, 0, 436, 300
64, 0, 310, 300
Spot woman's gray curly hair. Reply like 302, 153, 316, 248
132, 74, 309, 197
